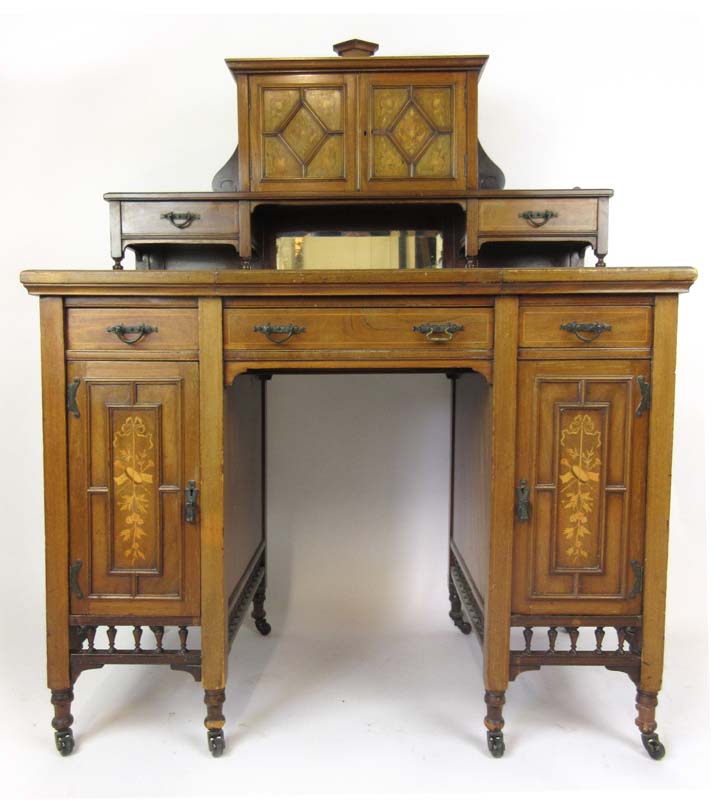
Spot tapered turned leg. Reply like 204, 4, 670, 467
635, 690, 666, 760
204, 689, 226, 757
252, 575, 272, 636
484, 690, 506, 757
51, 688, 75, 756
448, 573, 472, 634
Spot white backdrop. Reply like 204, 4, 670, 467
0, 5, 709, 798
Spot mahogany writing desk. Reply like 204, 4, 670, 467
20, 41, 696, 761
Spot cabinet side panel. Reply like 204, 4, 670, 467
451, 372, 491, 604
224, 375, 265, 601
39, 298, 71, 688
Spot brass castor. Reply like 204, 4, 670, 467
641, 732, 666, 760
207, 729, 225, 757
54, 730, 75, 756
255, 618, 272, 636
487, 730, 505, 758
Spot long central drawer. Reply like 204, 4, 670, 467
224, 307, 494, 355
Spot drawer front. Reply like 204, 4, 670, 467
121, 201, 239, 237
519, 305, 652, 349
66, 308, 198, 352
479, 198, 598, 234
224, 308, 493, 353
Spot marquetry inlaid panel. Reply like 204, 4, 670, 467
362, 73, 466, 191
512, 361, 649, 615
67, 362, 200, 617
250, 75, 356, 191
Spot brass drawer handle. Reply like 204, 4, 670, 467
560, 321, 612, 343
107, 323, 158, 345
518, 210, 559, 228
254, 323, 306, 345
160, 211, 201, 229
413, 322, 464, 342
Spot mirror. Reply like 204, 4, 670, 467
276, 230, 443, 270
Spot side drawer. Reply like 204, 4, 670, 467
479, 198, 598, 234
120, 201, 239, 238
224, 307, 494, 353
66, 308, 198, 352
519, 304, 652, 350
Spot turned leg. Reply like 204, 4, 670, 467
51, 688, 75, 756
635, 689, 666, 760
484, 690, 506, 758
448, 573, 472, 634
204, 688, 226, 757
252, 574, 272, 636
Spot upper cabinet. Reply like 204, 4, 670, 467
228, 42, 486, 194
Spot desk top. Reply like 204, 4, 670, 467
20, 267, 697, 297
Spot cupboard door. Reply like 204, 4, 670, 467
249, 74, 357, 192
68, 362, 200, 617
360, 72, 467, 192
512, 361, 649, 615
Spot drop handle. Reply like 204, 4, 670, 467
254, 323, 306, 344
107, 323, 158, 345
560, 321, 612, 343
413, 322, 464, 342
518, 210, 559, 228
161, 211, 201, 229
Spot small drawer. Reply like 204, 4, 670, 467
224, 307, 494, 353
120, 201, 239, 238
519, 305, 652, 349
66, 308, 198, 351
479, 198, 598, 234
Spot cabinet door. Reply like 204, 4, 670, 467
360, 72, 467, 192
512, 361, 649, 615
249, 74, 357, 192
68, 362, 200, 617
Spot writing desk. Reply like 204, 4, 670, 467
20, 266, 695, 759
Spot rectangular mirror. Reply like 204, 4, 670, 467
276, 230, 443, 270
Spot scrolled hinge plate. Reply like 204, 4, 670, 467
629, 559, 644, 598
66, 377, 80, 418
635, 376, 651, 417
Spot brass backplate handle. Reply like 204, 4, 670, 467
629, 559, 644, 598
560, 321, 612, 343
636, 376, 651, 417
67, 377, 81, 418
254, 323, 306, 345
518, 210, 559, 228
516, 479, 531, 522
107, 323, 158, 345
161, 211, 201, 229
413, 322, 464, 342
184, 481, 198, 524
69, 560, 84, 599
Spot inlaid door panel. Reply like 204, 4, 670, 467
68, 362, 200, 617
512, 360, 649, 615
249, 74, 356, 192
360, 72, 467, 192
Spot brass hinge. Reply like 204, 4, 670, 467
635, 376, 651, 417
66, 377, 80, 418
629, 560, 644, 598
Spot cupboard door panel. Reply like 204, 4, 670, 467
512, 360, 649, 615
250, 74, 356, 192
361, 72, 467, 192
68, 362, 200, 617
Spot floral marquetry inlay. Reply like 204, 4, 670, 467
112, 414, 156, 569
557, 412, 603, 565
370, 84, 455, 179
